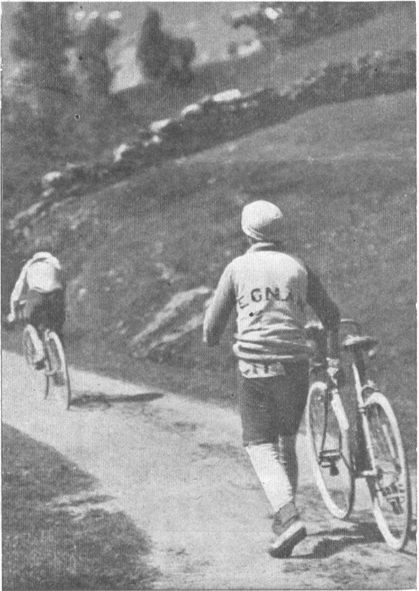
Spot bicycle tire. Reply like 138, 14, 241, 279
22, 325, 38, 368
22, 325, 50, 398
44, 331, 72, 409
363, 391, 412, 550
43, 348, 52, 400
306, 380, 355, 519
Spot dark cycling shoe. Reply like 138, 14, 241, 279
34, 359, 46, 370
269, 501, 307, 558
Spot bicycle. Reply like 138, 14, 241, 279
16, 301, 72, 409
305, 319, 412, 551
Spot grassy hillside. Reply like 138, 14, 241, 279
4, 89, 415, 457
2, 4, 416, 459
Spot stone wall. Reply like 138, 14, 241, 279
8, 49, 415, 236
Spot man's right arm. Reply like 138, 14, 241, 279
306, 265, 341, 358
203, 264, 236, 347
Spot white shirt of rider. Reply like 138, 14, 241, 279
25, 260, 63, 293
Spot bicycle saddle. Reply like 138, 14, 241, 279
342, 335, 378, 351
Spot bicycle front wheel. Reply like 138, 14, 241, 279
44, 331, 72, 409
306, 381, 355, 519
364, 392, 411, 550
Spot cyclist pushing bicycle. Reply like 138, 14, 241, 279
203, 200, 342, 558
8, 251, 66, 370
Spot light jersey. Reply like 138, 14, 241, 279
230, 249, 311, 369
10, 256, 64, 313
204, 242, 341, 376
26, 260, 63, 293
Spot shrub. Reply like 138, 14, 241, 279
136, 9, 196, 85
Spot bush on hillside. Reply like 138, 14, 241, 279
137, 9, 196, 85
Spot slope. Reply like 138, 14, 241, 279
5, 88, 415, 458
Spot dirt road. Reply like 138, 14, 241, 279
3, 351, 416, 589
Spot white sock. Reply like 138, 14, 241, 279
278, 434, 298, 496
246, 442, 294, 513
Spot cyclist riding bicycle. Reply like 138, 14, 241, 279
203, 200, 341, 558
7, 251, 66, 369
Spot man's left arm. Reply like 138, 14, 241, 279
203, 265, 236, 347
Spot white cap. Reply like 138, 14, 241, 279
241, 200, 283, 242
30, 252, 61, 270
31, 251, 53, 261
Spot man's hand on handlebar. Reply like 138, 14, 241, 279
326, 357, 345, 388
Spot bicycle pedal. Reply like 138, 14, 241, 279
330, 465, 340, 477
389, 500, 403, 515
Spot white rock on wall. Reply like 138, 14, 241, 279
181, 103, 202, 118
212, 89, 242, 103
149, 119, 172, 134
41, 171, 63, 189
264, 7, 282, 21
113, 143, 131, 162
237, 39, 262, 58
143, 135, 162, 147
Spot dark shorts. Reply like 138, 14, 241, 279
239, 360, 309, 446
24, 289, 66, 339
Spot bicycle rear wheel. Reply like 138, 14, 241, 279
306, 381, 355, 519
44, 331, 72, 409
22, 325, 50, 398
364, 392, 411, 550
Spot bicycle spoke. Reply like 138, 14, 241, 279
306, 381, 354, 520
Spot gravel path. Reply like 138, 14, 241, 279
3, 351, 416, 589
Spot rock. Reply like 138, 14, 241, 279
41, 188, 56, 200
143, 135, 162, 147
181, 103, 203, 118
41, 171, 63, 190
131, 285, 213, 357
212, 89, 242, 103
149, 118, 172, 134
236, 39, 262, 58
113, 143, 132, 162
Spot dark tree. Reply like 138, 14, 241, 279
76, 16, 120, 98
11, 3, 75, 103
137, 9, 196, 85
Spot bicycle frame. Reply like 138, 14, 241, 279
306, 318, 412, 549
339, 319, 379, 479
309, 319, 378, 479
351, 356, 380, 478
